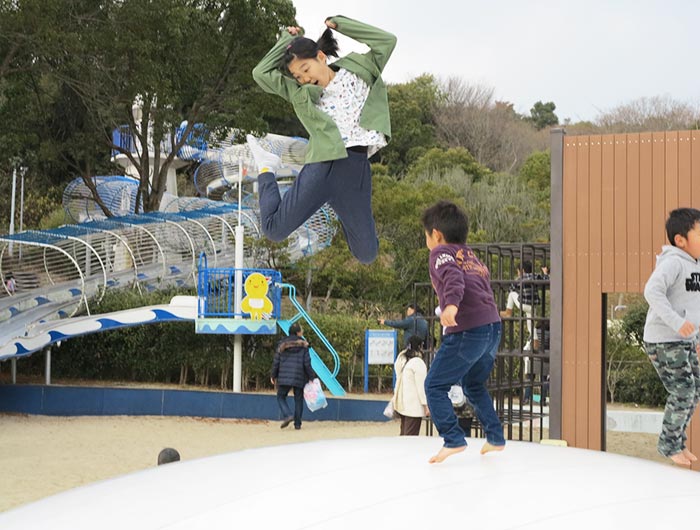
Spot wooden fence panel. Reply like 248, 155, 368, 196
588, 136, 603, 449
652, 132, 666, 254
576, 138, 591, 447
639, 133, 654, 285
557, 129, 700, 463
626, 134, 640, 292
601, 136, 615, 293
614, 135, 628, 293
562, 136, 579, 445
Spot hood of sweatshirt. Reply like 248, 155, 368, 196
656, 245, 698, 267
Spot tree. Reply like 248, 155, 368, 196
381, 74, 440, 175
519, 150, 551, 215
432, 77, 548, 174
406, 147, 490, 183
1, 0, 298, 216
595, 95, 700, 133
529, 101, 559, 130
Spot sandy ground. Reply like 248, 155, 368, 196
0, 409, 669, 513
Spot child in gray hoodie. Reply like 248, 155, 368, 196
643, 207, 700, 466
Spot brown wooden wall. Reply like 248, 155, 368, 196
552, 129, 700, 469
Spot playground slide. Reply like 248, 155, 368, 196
0, 292, 347, 398
0, 296, 196, 361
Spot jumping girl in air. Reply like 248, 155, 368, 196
248, 15, 396, 264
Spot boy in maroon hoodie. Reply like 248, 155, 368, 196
421, 201, 505, 463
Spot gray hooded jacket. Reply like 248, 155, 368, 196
643, 245, 700, 343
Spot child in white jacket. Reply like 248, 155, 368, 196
392, 335, 429, 436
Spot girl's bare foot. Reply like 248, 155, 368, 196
670, 452, 692, 466
682, 448, 698, 462
480, 442, 505, 455
428, 445, 466, 464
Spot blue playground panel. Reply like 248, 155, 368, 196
196, 253, 282, 335
196, 254, 346, 396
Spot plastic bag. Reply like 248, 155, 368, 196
383, 400, 395, 419
448, 384, 466, 407
303, 378, 328, 412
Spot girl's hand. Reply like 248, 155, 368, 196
286, 26, 302, 36
325, 18, 337, 29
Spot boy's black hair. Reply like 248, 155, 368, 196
283, 29, 339, 71
289, 322, 303, 335
521, 261, 534, 274
420, 200, 468, 244
666, 208, 700, 246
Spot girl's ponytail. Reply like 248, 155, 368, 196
315, 28, 339, 58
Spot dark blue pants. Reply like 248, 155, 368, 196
257, 150, 378, 264
276, 384, 304, 428
425, 322, 505, 448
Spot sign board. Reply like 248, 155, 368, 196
365, 329, 397, 365
364, 329, 397, 393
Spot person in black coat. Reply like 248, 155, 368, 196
271, 323, 316, 429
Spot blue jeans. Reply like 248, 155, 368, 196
277, 385, 304, 428
425, 322, 505, 448
257, 149, 378, 264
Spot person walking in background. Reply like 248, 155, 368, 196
500, 261, 540, 351
391, 335, 429, 436
421, 200, 505, 463
379, 303, 429, 348
271, 323, 316, 430
247, 15, 396, 264
643, 207, 700, 466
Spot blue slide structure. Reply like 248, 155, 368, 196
277, 283, 346, 397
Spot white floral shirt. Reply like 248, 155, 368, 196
316, 68, 387, 157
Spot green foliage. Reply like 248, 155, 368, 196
381, 75, 440, 175
518, 150, 551, 216
406, 147, 490, 183
0, 0, 298, 214
620, 299, 649, 347
605, 301, 665, 406
528, 101, 559, 130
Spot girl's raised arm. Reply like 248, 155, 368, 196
252, 28, 302, 102
325, 15, 397, 73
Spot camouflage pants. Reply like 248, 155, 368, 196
644, 341, 700, 457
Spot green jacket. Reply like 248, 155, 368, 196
252, 16, 396, 164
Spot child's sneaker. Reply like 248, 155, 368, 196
246, 134, 281, 176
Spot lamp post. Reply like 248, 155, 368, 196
8, 167, 17, 256
19, 167, 26, 259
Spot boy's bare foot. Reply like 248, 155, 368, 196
480, 442, 505, 455
682, 448, 698, 462
429, 445, 466, 464
669, 452, 692, 466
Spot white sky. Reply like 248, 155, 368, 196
291, 0, 699, 123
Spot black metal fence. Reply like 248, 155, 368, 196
413, 243, 551, 442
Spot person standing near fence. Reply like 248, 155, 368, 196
271, 323, 316, 430
643, 207, 700, 466
391, 335, 429, 436
379, 303, 429, 348
500, 261, 540, 351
